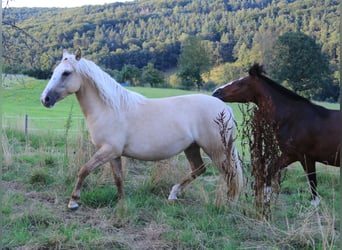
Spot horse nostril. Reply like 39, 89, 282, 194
43, 95, 52, 107
42, 94, 56, 108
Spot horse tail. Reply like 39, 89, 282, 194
226, 145, 243, 202
214, 115, 243, 205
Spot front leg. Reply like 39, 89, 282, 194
264, 154, 292, 203
68, 144, 115, 210
110, 157, 125, 200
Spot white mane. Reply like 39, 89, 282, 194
74, 57, 146, 110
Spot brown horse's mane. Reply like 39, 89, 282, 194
248, 63, 329, 116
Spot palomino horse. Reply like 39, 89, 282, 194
41, 49, 243, 210
213, 63, 340, 206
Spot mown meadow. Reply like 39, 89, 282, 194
2, 76, 340, 249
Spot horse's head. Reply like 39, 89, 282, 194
41, 49, 83, 108
212, 63, 265, 103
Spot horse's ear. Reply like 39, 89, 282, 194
63, 49, 69, 57
75, 48, 82, 61
249, 63, 264, 77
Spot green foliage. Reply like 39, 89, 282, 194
120, 64, 141, 86
3, 0, 339, 74
2, 193, 26, 215
3, 0, 340, 99
177, 36, 211, 90
203, 62, 244, 89
30, 168, 54, 186
80, 186, 118, 208
268, 32, 337, 100
141, 63, 166, 87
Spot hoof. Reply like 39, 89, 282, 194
68, 200, 79, 210
264, 186, 272, 203
167, 195, 178, 201
310, 197, 320, 207
167, 199, 178, 204
167, 197, 178, 202
168, 184, 180, 200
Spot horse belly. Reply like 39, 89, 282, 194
293, 128, 340, 166
123, 126, 194, 161
314, 144, 340, 166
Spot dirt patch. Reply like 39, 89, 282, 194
2, 180, 25, 191
3, 180, 174, 250
115, 222, 171, 250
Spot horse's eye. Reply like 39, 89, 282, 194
62, 71, 71, 77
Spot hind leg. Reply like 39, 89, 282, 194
301, 158, 319, 206
168, 143, 205, 200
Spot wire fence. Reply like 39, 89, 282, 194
2, 114, 87, 135
2, 114, 244, 137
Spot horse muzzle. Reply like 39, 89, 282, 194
212, 88, 224, 100
41, 92, 58, 108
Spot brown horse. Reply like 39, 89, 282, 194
212, 63, 340, 206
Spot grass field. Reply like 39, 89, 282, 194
2, 75, 338, 131
2, 76, 250, 130
2, 75, 340, 249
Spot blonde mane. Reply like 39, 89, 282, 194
74, 58, 146, 110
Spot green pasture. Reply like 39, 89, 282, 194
3, 75, 338, 131
2, 76, 248, 133
2, 75, 340, 249
2, 76, 203, 117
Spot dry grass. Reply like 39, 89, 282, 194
236, 200, 338, 249
2, 127, 340, 249
2, 131, 13, 168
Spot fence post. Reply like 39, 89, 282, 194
25, 114, 28, 135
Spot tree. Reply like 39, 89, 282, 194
141, 63, 165, 87
249, 31, 277, 68
2, 0, 43, 71
40, 52, 53, 71
2, 0, 339, 83
267, 32, 336, 100
177, 36, 211, 90
120, 64, 140, 86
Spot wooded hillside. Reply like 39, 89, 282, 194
2, 0, 340, 98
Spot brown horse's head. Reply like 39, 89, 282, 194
212, 63, 266, 104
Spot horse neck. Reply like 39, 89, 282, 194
75, 78, 115, 120
77, 58, 146, 112
253, 81, 294, 124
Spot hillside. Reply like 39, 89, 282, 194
2, 0, 339, 74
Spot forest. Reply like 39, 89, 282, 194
2, 0, 340, 101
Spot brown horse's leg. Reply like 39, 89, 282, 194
264, 155, 292, 203
68, 145, 115, 210
109, 157, 125, 200
301, 157, 319, 206
168, 143, 205, 200
264, 162, 281, 203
